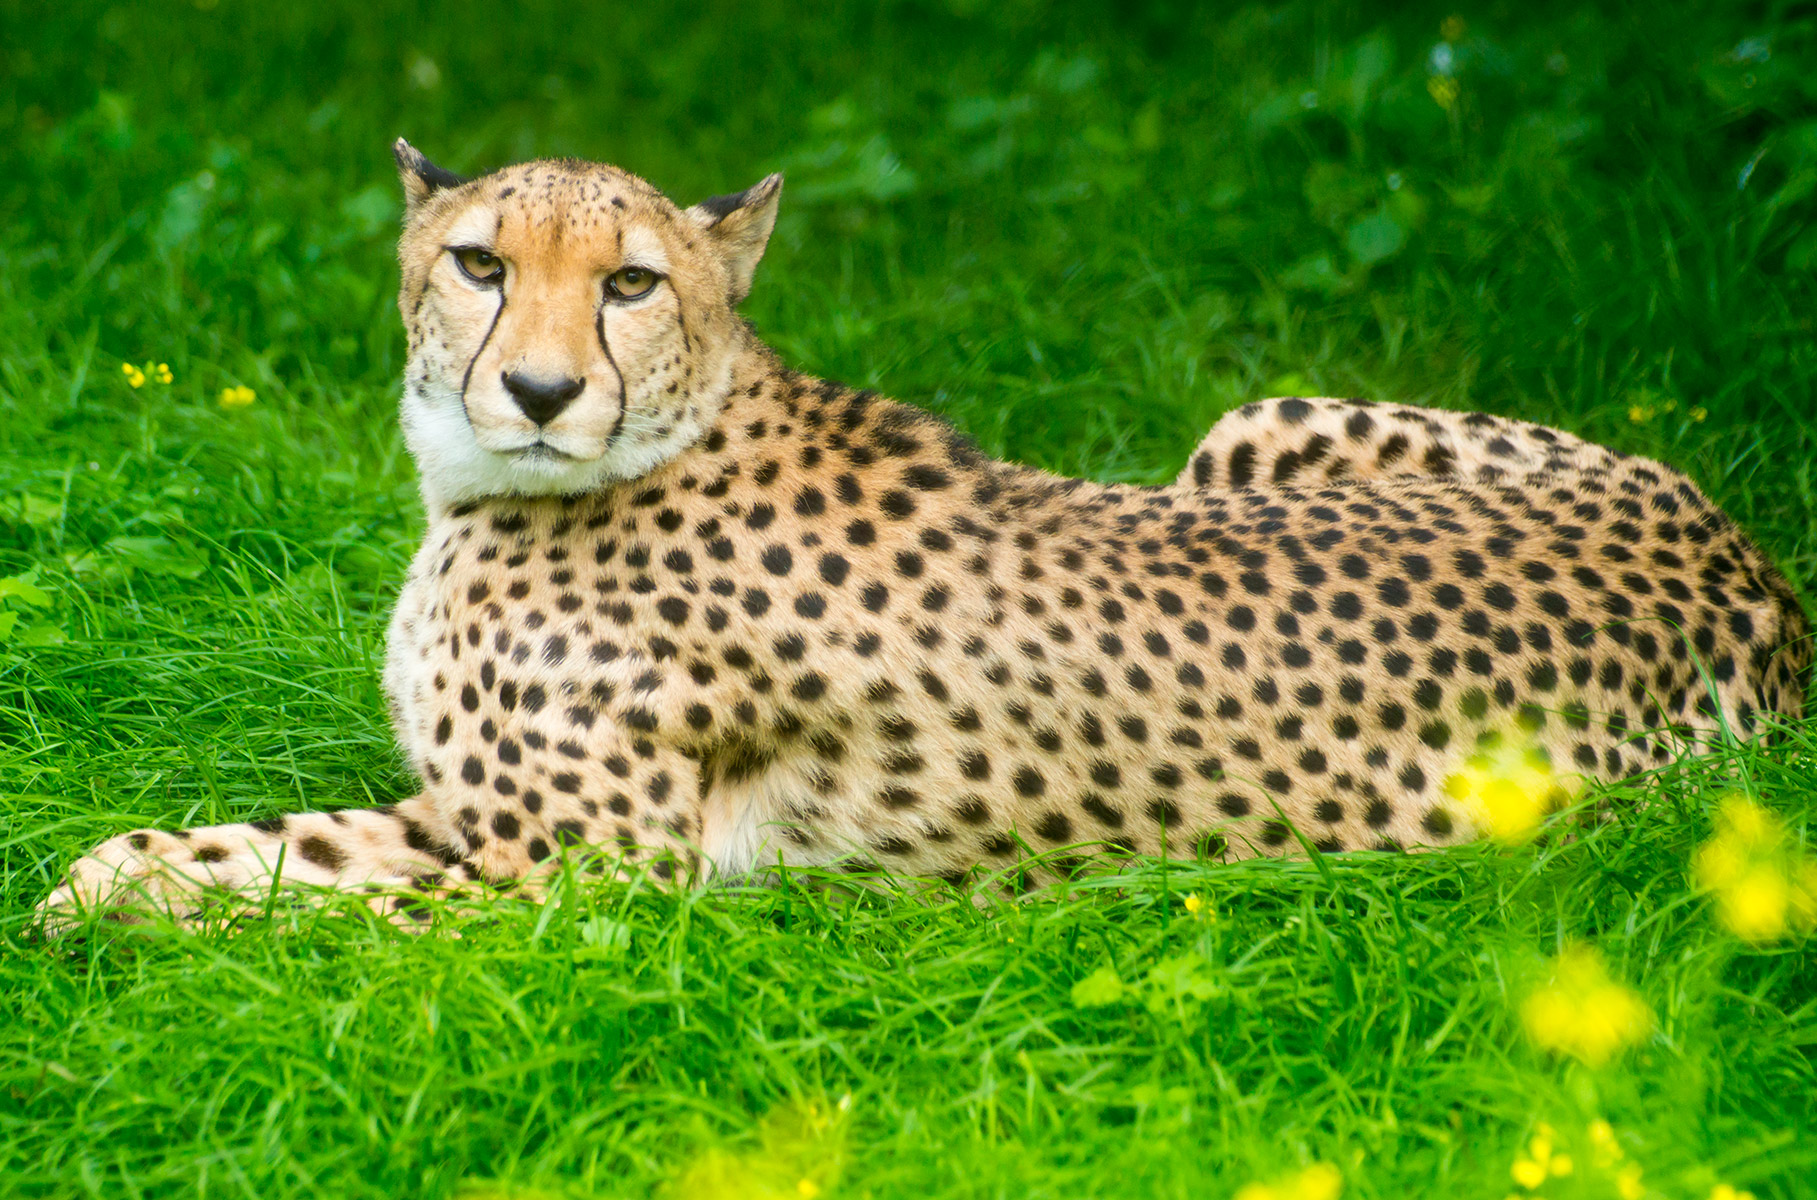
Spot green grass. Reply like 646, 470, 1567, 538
3, 1, 1816, 1196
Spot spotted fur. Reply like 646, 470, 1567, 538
41, 150, 1811, 926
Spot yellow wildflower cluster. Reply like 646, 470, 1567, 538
1182, 892, 1215, 922
661, 1098, 847, 1200
1442, 733, 1569, 839
219, 385, 257, 409
1587, 1120, 1649, 1200
1233, 1162, 1342, 1200
1692, 795, 1817, 945
1504, 1119, 1644, 1200
1626, 397, 1707, 424
1428, 76, 1460, 109
1519, 944, 1651, 1066
1586, 1119, 1622, 1168
1509, 1123, 1574, 1190
121, 361, 173, 388
1501, 1117, 1758, 1200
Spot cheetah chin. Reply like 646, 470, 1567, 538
39, 141, 1811, 930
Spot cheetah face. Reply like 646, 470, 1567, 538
392, 141, 781, 506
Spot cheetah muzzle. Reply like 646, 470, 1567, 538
39, 142, 1813, 929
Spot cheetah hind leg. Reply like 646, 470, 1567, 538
36, 796, 485, 936
1176, 396, 1624, 491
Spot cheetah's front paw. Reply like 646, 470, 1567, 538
37, 827, 265, 934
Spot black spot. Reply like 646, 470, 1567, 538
904, 464, 951, 490
298, 836, 348, 871
1228, 442, 1257, 487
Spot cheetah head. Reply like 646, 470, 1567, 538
392, 140, 781, 506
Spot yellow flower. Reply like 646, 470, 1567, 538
154, 362, 173, 384
662, 1100, 844, 1200
1616, 1163, 1645, 1200
1689, 405, 1708, 422
1587, 1118, 1623, 1167
1183, 893, 1214, 921
219, 385, 257, 409
122, 362, 147, 389
1519, 944, 1652, 1066
1291, 1163, 1342, 1200
1442, 733, 1569, 838
1234, 1164, 1341, 1200
1628, 404, 1649, 422
1509, 1124, 1576, 1190
1693, 795, 1817, 945
1722, 866, 1792, 943
1427, 76, 1460, 109
1710, 1185, 1757, 1200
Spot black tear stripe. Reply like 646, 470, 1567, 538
460, 290, 507, 428
456, 213, 509, 431
595, 305, 630, 448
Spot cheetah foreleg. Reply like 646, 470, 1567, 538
36, 796, 470, 934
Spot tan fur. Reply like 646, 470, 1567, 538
41, 151, 1811, 928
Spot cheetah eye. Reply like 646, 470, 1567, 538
451, 247, 504, 284
605, 266, 660, 301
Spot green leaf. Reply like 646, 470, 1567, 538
1070, 965, 1126, 1008
0, 573, 53, 607
1280, 254, 1348, 295
67, 535, 208, 583
1346, 208, 1407, 267
7, 493, 65, 527
1141, 954, 1221, 1018
17, 620, 66, 646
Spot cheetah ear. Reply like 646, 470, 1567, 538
684, 173, 783, 305
393, 138, 467, 217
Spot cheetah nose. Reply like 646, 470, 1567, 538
502, 371, 585, 426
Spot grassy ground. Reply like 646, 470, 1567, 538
2, 1, 1815, 1196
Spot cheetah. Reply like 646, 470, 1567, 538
41, 143, 1811, 926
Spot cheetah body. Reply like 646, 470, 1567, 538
46, 150, 1811, 920
381, 388, 1807, 888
